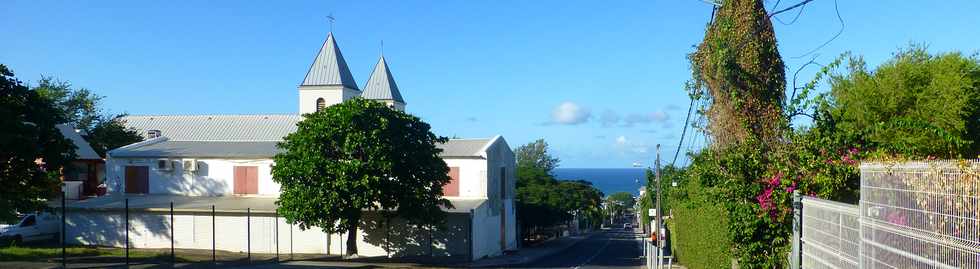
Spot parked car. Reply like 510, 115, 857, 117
0, 213, 60, 245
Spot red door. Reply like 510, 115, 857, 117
234, 166, 258, 195
442, 167, 460, 196
124, 166, 149, 194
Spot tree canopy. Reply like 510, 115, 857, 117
0, 65, 75, 223
514, 139, 604, 238
515, 139, 560, 172
823, 46, 980, 158
31, 77, 142, 157
271, 98, 451, 256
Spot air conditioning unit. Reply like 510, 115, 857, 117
156, 159, 173, 171
183, 159, 198, 172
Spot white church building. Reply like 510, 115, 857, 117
63, 32, 518, 261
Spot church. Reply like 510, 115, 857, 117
63, 31, 518, 261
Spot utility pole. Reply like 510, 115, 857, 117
655, 144, 662, 269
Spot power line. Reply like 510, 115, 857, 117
672, 97, 696, 166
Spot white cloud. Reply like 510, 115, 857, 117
599, 109, 621, 127
651, 111, 669, 122
550, 101, 591, 125
599, 109, 670, 128
616, 135, 628, 145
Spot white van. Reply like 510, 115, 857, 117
0, 213, 60, 245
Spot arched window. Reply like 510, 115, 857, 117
315, 98, 326, 112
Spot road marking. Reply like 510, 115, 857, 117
573, 234, 612, 269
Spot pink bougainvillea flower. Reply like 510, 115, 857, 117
786, 181, 797, 193
768, 172, 782, 186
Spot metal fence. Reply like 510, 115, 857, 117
801, 197, 861, 268
0, 195, 471, 268
798, 160, 980, 269
860, 161, 979, 269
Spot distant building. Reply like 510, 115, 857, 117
56, 124, 104, 199
64, 32, 517, 261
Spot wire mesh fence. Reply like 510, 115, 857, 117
801, 197, 860, 269
860, 160, 979, 269
798, 160, 980, 269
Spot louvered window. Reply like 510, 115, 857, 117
316, 98, 326, 112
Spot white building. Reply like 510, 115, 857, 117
64, 32, 517, 261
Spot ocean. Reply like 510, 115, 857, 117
552, 168, 648, 196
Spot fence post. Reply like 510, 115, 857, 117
275, 211, 279, 263
170, 201, 175, 265
428, 224, 434, 257
247, 208, 251, 263
61, 190, 66, 269
791, 190, 801, 269
125, 198, 129, 267
385, 217, 390, 258
211, 205, 215, 265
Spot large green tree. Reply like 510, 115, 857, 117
515, 139, 560, 171
0, 65, 75, 223
514, 139, 605, 238
823, 46, 980, 158
271, 98, 452, 256
32, 77, 142, 157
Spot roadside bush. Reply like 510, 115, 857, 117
670, 199, 731, 269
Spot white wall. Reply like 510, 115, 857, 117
105, 157, 280, 196
66, 209, 471, 258
442, 158, 488, 198
298, 85, 360, 114
66, 210, 329, 254
470, 201, 502, 260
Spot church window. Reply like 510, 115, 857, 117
316, 98, 326, 112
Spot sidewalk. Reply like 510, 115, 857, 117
468, 232, 594, 268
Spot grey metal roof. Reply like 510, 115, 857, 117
361, 56, 405, 103
301, 32, 359, 89
56, 124, 101, 160
110, 140, 281, 158
437, 138, 492, 158
63, 194, 484, 214
120, 114, 302, 141
118, 114, 495, 159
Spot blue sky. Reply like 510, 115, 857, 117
2, 1, 978, 168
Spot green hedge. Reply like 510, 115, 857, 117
670, 200, 732, 269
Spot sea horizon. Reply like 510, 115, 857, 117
552, 167, 649, 196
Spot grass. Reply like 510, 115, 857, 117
0, 245, 185, 262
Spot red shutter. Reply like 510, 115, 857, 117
442, 167, 460, 196
125, 166, 148, 194
246, 166, 258, 194
234, 166, 245, 194
234, 166, 259, 195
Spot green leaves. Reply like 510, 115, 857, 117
514, 139, 604, 235
271, 98, 451, 253
0, 65, 74, 223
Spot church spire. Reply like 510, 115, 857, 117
361, 55, 405, 105
301, 32, 359, 89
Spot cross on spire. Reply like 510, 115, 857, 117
327, 14, 335, 32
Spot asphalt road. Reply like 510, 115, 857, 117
520, 230, 643, 269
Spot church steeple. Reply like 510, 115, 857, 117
301, 32, 359, 89
361, 56, 406, 111
298, 32, 362, 114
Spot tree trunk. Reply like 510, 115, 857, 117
346, 220, 359, 256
